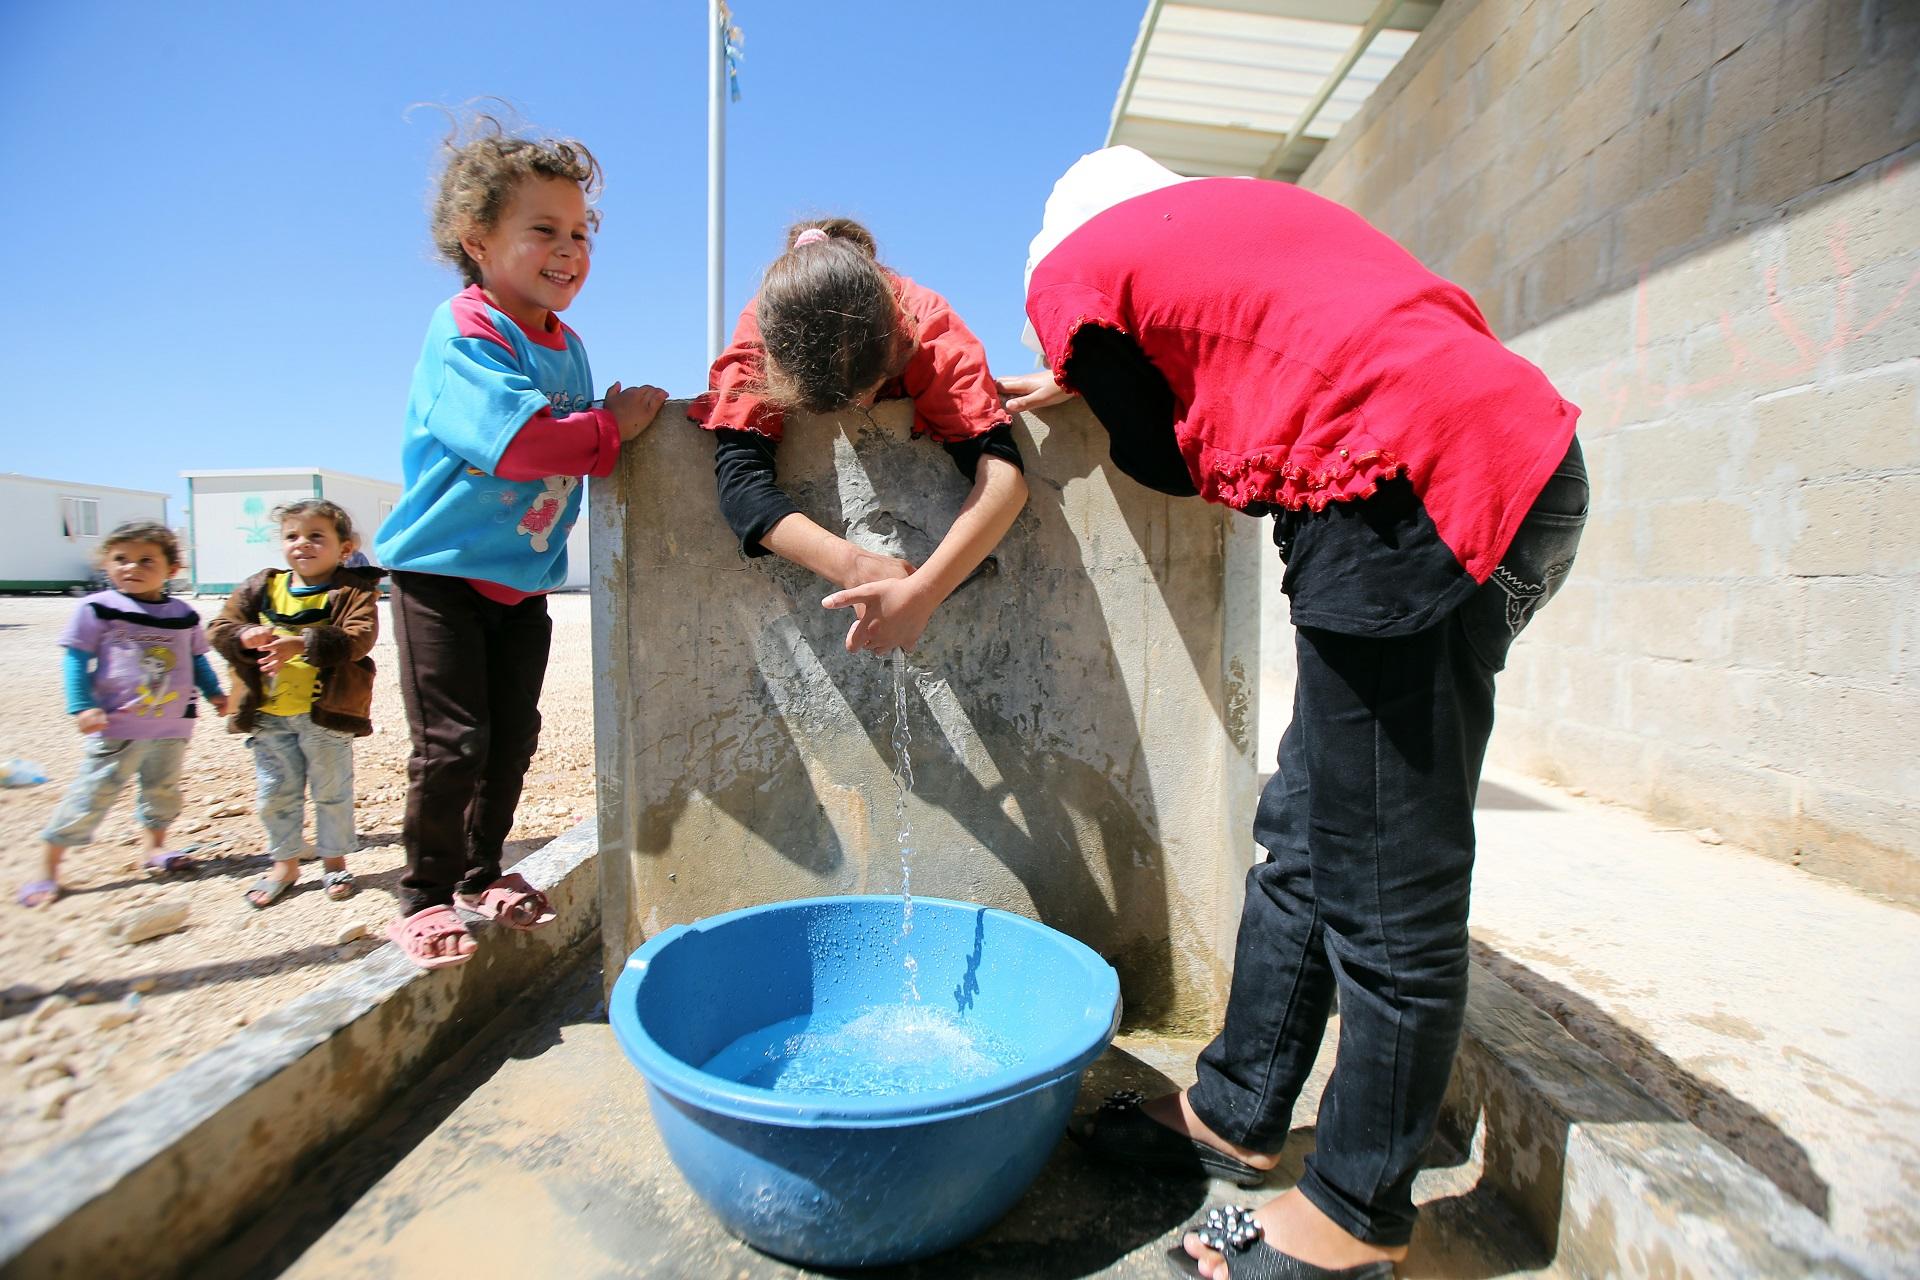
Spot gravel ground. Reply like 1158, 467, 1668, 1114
0, 592, 598, 1172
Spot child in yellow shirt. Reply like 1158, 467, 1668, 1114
208, 501, 383, 907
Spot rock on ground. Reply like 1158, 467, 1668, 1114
108, 902, 190, 945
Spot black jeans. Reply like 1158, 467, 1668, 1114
1189, 440, 1587, 1245
389, 571, 552, 916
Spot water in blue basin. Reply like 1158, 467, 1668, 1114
703, 1002, 1022, 1095
611, 895, 1121, 1267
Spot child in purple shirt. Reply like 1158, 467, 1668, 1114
18, 522, 227, 908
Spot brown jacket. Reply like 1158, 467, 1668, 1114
208, 567, 384, 737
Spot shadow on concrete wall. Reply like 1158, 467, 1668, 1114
1024, 405, 1244, 739
762, 414, 1181, 1026
1468, 939, 1830, 1220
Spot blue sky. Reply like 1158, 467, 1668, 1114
0, 1, 1143, 512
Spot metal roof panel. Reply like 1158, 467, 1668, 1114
1108, 0, 1435, 180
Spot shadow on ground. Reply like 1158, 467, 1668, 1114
0, 835, 561, 1017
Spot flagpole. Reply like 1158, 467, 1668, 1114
707, 0, 726, 363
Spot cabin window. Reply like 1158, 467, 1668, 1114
60, 496, 100, 539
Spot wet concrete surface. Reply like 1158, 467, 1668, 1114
201, 964, 1553, 1280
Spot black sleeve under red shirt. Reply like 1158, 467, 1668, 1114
1064, 324, 1489, 636
712, 425, 1025, 558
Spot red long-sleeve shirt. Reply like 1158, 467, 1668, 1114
1026, 178, 1578, 585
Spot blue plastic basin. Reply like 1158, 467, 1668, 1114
609, 895, 1122, 1268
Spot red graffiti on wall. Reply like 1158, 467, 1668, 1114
1587, 160, 1919, 430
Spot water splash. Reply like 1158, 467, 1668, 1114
890, 649, 919, 1000
702, 1004, 1021, 1096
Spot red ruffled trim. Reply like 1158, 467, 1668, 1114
915, 420, 1011, 444
687, 389, 781, 440
1044, 310, 1406, 513
913, 399, 1014, 445
1200, 446, 1407, 513
1048, 315, 1134, 394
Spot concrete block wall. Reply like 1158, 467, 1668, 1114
1283, 0, 1920, 901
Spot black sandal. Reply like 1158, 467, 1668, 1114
1071, 1090, 1269, 1188
1165, 1206, 1395, 1279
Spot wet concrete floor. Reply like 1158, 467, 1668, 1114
199, 963, 1554, 1280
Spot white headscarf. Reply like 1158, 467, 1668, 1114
1020, 146, 1197, 354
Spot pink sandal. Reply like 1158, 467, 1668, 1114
455, 873, 556, 931
386, 905, 475, 970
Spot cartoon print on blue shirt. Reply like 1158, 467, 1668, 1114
517, 475, 578, 553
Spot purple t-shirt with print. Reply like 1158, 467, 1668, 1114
61, 591, 210, 740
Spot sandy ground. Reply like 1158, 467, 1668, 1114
0, 592, 598, 1173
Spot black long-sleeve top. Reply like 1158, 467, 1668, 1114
713, 424, 1026, 557
1063, 322, 1500, 636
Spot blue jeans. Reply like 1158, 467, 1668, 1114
1189, 440, 1588, 1245
248, 712, 357, 859
40, 736, 188, 846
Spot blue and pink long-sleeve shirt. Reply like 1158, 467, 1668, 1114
375, 285, 620, 598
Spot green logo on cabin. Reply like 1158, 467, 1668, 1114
238, 495, 275, 545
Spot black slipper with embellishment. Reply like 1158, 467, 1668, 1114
1165, 1206, 1396, 1279
1071, 1090, 1270, 1188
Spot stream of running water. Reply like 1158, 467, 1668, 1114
891, 649, 919, 1001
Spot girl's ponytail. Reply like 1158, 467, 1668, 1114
782, 217, 878, 257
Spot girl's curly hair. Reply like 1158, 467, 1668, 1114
757, 218, 914, 415
427, 109, 603, 287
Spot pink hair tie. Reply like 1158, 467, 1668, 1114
793, 228, 830, 248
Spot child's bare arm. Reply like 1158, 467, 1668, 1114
760, 516, 915, 591
822, 457, 1026, 654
